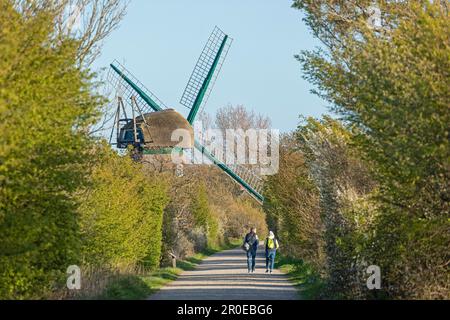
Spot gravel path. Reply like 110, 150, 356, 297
148, 247, 299, 300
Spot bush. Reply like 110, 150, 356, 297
263, 133, 324, 269
223, 199, 268, 241
159, 164, 268, 263
78, 145, 168, 270
294, 1, 450, 298
0, 4, 101, 299
191, 181, 220, 249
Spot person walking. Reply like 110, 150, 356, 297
265, 231, 279, 274
243, 227, 259, 273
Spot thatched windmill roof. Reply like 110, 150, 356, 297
122, 109, 194, 149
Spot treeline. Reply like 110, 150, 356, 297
0, 2, 267, 299
264, 1, 449, 299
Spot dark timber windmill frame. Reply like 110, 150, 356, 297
108, 27, 264, 203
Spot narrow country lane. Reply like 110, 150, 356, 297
148, 247, 300, 300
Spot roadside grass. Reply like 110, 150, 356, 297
98, 239, 241, 300
97, 267, 180, 300
275, 254, 325, 300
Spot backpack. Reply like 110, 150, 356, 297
266, 238, 279, 250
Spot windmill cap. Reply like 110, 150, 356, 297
126, 109, 194, 149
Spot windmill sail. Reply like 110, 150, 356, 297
108, 60, 167, 112
194, 140, 264, 203
180, 26, 233, 123
228, 164, 265, 196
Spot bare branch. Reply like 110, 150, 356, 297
14, 0, 129, 67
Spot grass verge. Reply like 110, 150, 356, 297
276, 254, 325, 300
98, 239, 241, 300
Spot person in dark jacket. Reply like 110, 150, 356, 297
243, 227, 259, 273
264, 231, 279, 274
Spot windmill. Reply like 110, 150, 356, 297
107, 26, 264, 203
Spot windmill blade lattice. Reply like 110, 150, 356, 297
194, 139, 264, 203
228, 164, 265, 195
180, 26, 233, 122
108, 60, 167, 113
195, 134, 265, 198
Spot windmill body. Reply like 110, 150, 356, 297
118, 110, 194, 151
107, 27, 264, 203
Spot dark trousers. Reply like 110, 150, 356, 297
247, 249, 257, 271
266, 250, 276, 271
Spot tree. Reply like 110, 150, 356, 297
0, 1, 102, 298
297, 116, 376, 298
294, 1, 449, 298
14, 0, 129, 67
0, 0, 128, 299
215, 104, 271, 133
263, 133, 324, 269
78, 145, 168, 270
191, 182, 219, 249
205, 104, 273, 177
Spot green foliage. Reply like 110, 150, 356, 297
99, 269, 179, 300
78, 145, 168, 270
276, 254, 325, 300
263, 133, 324, 269
265, 115, 379, 299
0, 2, 101, 299
299, 117, 375, 299
191, 182, 211, 229
98, 241, 240, 300
191, 181, 220, 249
206, 213, 219, 249
297, 3, 449, 214
161, 164, 268, 263
221, 199, 268, 241
294, 1, 450, 298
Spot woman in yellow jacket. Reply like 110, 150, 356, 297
264, 231, 279, 274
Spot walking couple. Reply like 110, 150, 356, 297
242, 227, 279, 273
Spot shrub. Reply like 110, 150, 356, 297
0, 4, 101, 299
294, 1, 450, 298
263, 133, 324, 269
78, 145, 168, 271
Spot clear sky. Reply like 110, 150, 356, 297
94, 0, 329, 133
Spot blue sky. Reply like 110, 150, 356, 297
94, 0, 329, 133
